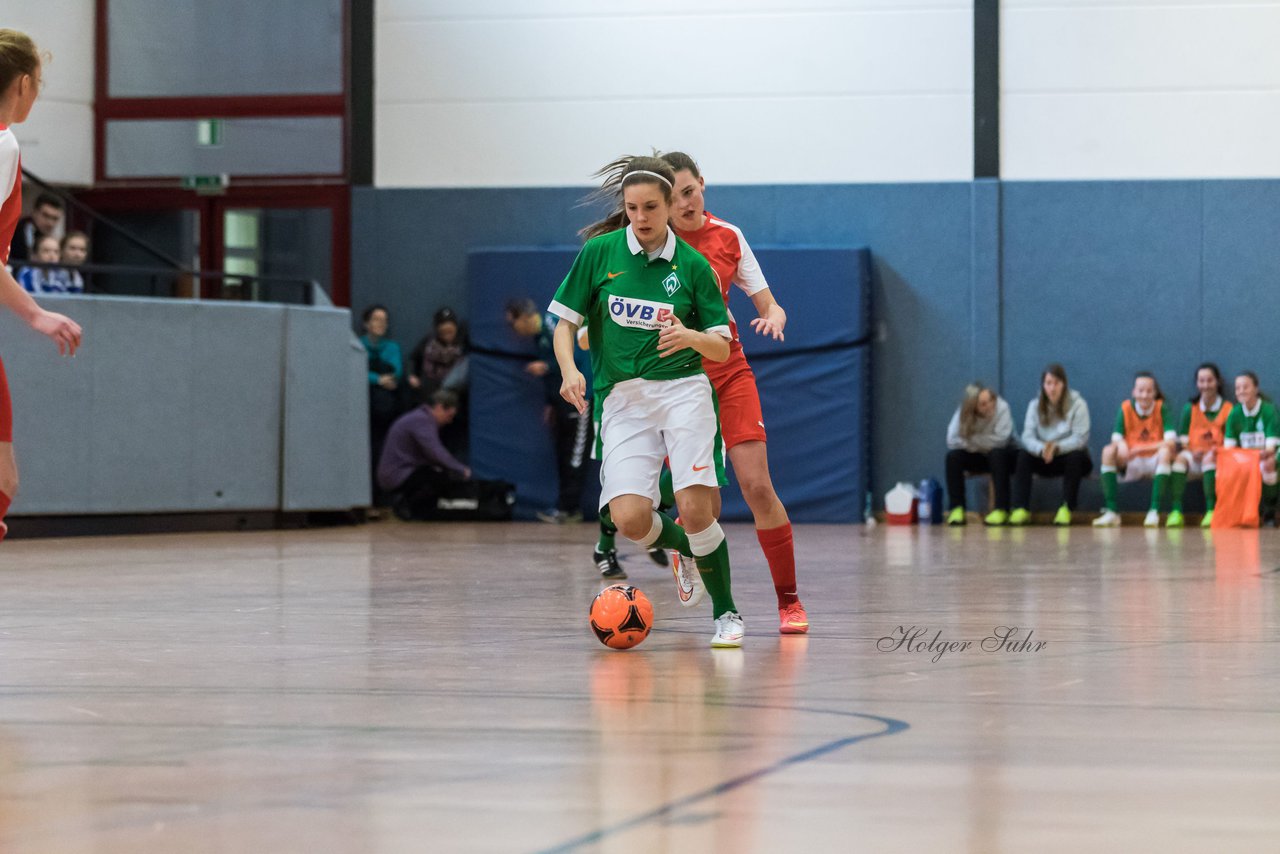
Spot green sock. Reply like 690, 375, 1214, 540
1264, 481, 1278, 511
596, 513, 616, 553
658, 466, 676, 512
1150, 473, 1169, 511
1102, 469, 1119, 511
1203, 469, 1216, 510
694, 538, 737, 617
1169, 470, 1187, 512
651, 512, 691, 556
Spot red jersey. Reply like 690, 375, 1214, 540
0, 125, 21, 266
675, 212, 770, 384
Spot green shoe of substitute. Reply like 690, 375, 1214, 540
1200, 510, 1214, 528
1053, 505, 1072, 526
946, 507, 967, 526
1166, 509, 1185, 528
1008, 508, 1031, 526
983, 509, 1008, 526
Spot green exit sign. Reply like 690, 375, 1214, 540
181, 174, 229, 195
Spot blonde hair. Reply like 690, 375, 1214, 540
0, 30, 40, 94
958, 382, 994, 439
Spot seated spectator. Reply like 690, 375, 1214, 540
16, 234, 74, 293
409, 306, 468, 397
944, 382, 1016, 526
1010, 363, 1092, 526
1093, 372, 1178, 528
60, 230, 89, 293
8, 191, 63, 263
360, 304, 407, 503
377, 389, 471, 520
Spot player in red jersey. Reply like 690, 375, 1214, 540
660, 151, 809, 635
0, 31, 85, 540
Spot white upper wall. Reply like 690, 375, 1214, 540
1003, 0, 1280, 180
375, 0, 974, 187
4, 0, 96, 186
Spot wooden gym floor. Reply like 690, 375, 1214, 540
0, 520, 1277, 853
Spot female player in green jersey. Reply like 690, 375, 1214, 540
1222, 371, 1280, 526
548, 156, 745, 647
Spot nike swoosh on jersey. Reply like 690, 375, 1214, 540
607, 271, 627, 279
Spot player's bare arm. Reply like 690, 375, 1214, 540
552, 320, 587, 414
0, 267, 82, 356
748, 288, 786, 341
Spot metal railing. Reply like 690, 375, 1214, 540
8, 260, 321, 306
15, 168, 326, 306
21, 168, 189, 271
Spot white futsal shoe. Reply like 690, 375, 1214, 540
1143, 509, 1160, 528
1093, 509, 1121, 527
670, 550, 705, 608
712, 612, 745, 648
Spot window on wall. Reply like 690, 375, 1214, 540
93, 0, 352, 305
107, 0, 343, 98
98, 0, 347, 183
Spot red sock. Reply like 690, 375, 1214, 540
0, 490, 10, 542
756, 523, 798, 607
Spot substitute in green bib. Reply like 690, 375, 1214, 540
548, 155, 745, 648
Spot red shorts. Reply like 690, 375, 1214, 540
0, 357, 10, 443
707, 352, 766, 451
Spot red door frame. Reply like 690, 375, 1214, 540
90, 0, 352, 304
76, 186, 351, 305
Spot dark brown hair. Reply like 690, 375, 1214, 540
1133, 371, 1165, 402
1191, 362, 1226, 403
1038, 363, 1071, 425
659, 150, 701, 179
578, 155, 676, 242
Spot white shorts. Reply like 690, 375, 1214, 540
1182, 451, 1214, 478
598, 374, 724, 509
1120, 452, 1160, 482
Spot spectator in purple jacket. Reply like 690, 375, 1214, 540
377, 389, 472, 520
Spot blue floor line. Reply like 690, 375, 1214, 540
532, 711, 910, 854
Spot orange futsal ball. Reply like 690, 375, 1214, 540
589, 584, 654, 650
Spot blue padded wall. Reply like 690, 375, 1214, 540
355, 179, 1280, 516
467, 247, 871, 522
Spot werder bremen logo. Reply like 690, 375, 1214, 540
662, 272, 681, 296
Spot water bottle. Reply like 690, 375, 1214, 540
864, 490, 876, 528
917, 480, 933, 525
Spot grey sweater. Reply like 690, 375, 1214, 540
946, 397, 1014, 453
1021, 390, 1090, 454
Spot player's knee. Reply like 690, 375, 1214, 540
738, 474, 778, 513
612, 509, 651, 542
1101, 444, 1118, 465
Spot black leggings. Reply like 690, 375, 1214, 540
1012, 449, 1094, 510
945, 447, 1016, 511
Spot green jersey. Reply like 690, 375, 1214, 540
548, 226, 731, 401
1223, 399, 1280, 450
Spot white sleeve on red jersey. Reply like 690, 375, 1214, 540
711, 216, 770, 297
0, 129, 19, 206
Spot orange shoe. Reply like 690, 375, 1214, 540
779, 601, 809, 634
